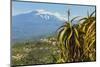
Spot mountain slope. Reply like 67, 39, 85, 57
12, 10, 65, 41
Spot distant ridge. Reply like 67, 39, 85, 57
12, 9, 65, 41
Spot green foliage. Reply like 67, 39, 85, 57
12, 37, 60, 65
57, 10, 96, 62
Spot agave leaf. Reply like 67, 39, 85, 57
67, 28, 73, 40
90, 10, 96, 17
71, 16, 79, 23
64, 28, 73, 49
89, 32, 95, 38
75, 35, 80, 47
57, 25, 67, 32
74, 27, 79, 37
59, 27, 67, 44
84, 39, 95, 54
67, 9, 70, 22
57, 28, 65, 41
78, 17, 87, 23
82, 24, 86, 32
86, 21, 95, 34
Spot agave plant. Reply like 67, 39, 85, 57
56, 10, 96, 63
57, 10, 80, 62
78, 10, 96, 61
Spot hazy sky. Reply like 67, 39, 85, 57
12, 1, 95, 18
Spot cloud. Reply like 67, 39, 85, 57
35, 9, 67, 21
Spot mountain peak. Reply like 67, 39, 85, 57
31, 9, 67, 21
31, 9, 48, 14
35, 9, 47, 13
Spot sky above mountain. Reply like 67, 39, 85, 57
12, 1, 95, 18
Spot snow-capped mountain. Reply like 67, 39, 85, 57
12, 9, 66, 41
